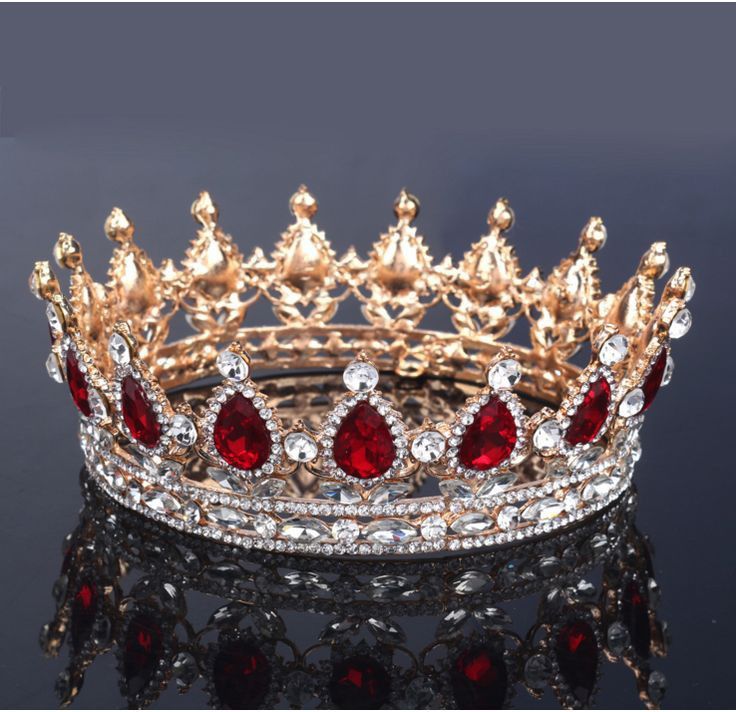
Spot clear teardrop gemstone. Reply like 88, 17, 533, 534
46, 352, 63, 383
497, 505, 520, 531
619, 388, 645, 417
343, 360, 379, 392
669, 308, 692, 338
108, 332, 131, 366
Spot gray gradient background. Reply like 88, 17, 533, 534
0, 5, 734, 708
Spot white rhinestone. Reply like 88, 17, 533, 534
216, 350, 249, 381
451, 512, 493, 535
281, 518, 330, 543
599, 334, 629, 366
169, 414, 198, 447
143, 488, 181, 514
88, 388, 108, 421
582, 475, 615, 502
343, 360, 379, 392
108, 332, 131, 366
364, 519, 417, 546
182, 500, 201, 525
253, 479, 286, 498
477, 473, 518, 499
368, 483, 411, 505
411, 430, 446, 463
563, 490, 581, 513
254, 514, 277, 538
619, 388, 645, 417
487, 358, 522, 390
497, 505, 520, 531
533, 420, 563, 452
207, 507, 245, 528
669, 308, 692, 339
684, 274, 696, 301
284, 431, 318, 462
45, 302, 63, 334
45, 352, 63, 383
127, 480, 142, 505
420, 514, 447, 540
523, 498, 563, 522
662, 354, 675, 386
332, 518, 360, 543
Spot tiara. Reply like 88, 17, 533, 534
43, 477, 667, 708
29, 187, 694, 557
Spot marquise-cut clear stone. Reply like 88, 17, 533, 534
216, 350, 249, 381
343, 360, 379, 392
599, 334, 629, 366
88, 388, 108, 421
169, 414, 197, 447
46, 302, 63, 334
253, 478, 286, 498
533, 419, 562, 452
368, 482, 411, 505
477, 473, 518, 499
619, 388, 645, 417
569, 446, 604, 472
420, 514, 447, 540
524, 654, 552, 688
439, 479, 474, 500
182, 500, 201, 526
108, 332, 131, 366
684, 274, 696, 302
207, 506, 245, 528
451, 512, 493, 535
284, 431, 318, 462
523, 497, 564, 522
582, 475, 615, 502
254, 513, 277, 538
207, 467, 246, 493
281, 518, 330, 543
411, 430, 446, 463
364, 519, 417, 546
563, 489, 581, 513
487, 358, 522, 390
662, 354, 675, 386
647, 671, 667, 704
452, 571, 491, 594
143, 489, 181, 514
46, 352, 63, 383
669, 308, 692, 338
545, 459, 568, 479
320, 482, 362, 505
332, 518, 360, 543
497, 505, 520, 531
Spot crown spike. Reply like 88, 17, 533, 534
393, 189, 419, 224
579, 216, 607, 253
636, 241, 669, 280
487, 197, 515, 232
662, 265, 694, 302
289, 185, 318, 220
53, 232, 84, 271
29, 260, 60, 300
191, 191, 219, 228
104, 208, 135, 245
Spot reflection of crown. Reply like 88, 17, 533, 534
42, 477, 668, 709
30, 187, 694, 556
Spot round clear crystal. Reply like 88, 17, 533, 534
420, 514, 447, 540
343, 360, 379, 392
533, 419, 562, 452
684, 274, 696, 301
284, 431, 318, 462
662, 354, 675, 385
46, 352, 63, 383
403, 676, 439, 709
669, 308, 692, 339
254, 514, 277, 538
216, 350, 249, 381
606, 621, 630, 655
169, 414, 198, 447
524, 653, 552, 689
172, 651, 198, 690
332, 518, 360, 543
599, 334, 629, 366
647, 671, 667, 703
497, 505, 520, 531
108, 332, 131, 366
88, 388, 108, 421
619, 388, 645, 417
487, 358, 521, 390
411, 430, 446, 462
45, 302, 63, 334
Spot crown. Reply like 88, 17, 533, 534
43, 475, 669, 708
29, 187, 695, 557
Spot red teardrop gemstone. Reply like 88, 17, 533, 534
458, 396, 517, 470
66, 350, 92, 417
70, 579, 98, 653
622, 580, 651, 658
555, 619, 598, 704
123, 612, 163, 698
213, 640, 271, 709
213, 393, 272, 471
451, 644, 508, 709
122, 375, 161, 448
565, 377, 611, 446
333, 402, 396, 480
329, 655, 391, 709
641, 349, 668, 412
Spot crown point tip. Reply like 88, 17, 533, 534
104, 208, 135, 244
580, 216, 607, 252
488, 197, 514, 231
393, 189, 419, 222
53, 232, 83, 270
191, 191, 219, 227
290, 185, 318, 219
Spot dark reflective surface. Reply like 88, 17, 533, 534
40, 473, 667, 709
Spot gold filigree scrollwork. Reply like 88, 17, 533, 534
179, 192, 257, 341
53, 232, 110, 362
444, 197, 525, 339
350, 190, 445, 332
263, 185, 350, 326
527, 216, 607, 361
105, 208, 179, 357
